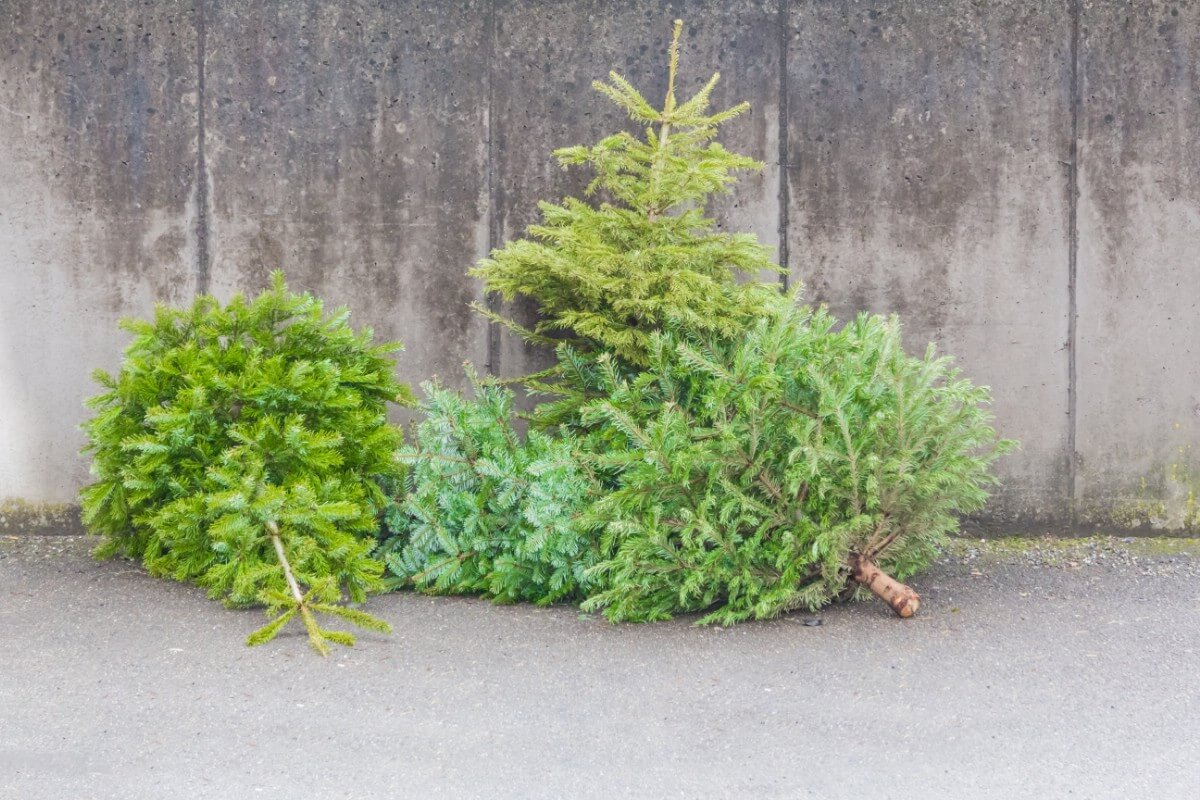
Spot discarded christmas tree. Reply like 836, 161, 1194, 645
472, 19, 780, 369
380, 370, 599, 605
574, 299, 1013, 623
471, 21, 1013, 620
81, 273, 408, 654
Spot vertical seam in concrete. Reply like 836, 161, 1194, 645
776, 0, 790, 289
1067, 0, 1080, 511
194, 0, 211, 294
484, 0, 501, 377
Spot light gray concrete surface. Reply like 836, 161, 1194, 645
202, 0, 492, 394
1075, 1, 1200, 528
1, 1, 1199, 532
2, 535, 1198, 799
0, 1, 198, 508
786, 0, 1074, 526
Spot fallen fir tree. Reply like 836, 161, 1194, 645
465, 21, 1013, 620
571, 300, 1013, 623
81, 274, 408, 654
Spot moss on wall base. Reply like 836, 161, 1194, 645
0, 500, 84, 536
1098, 454, 1199, 535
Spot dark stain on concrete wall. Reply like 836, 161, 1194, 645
787, 0, 1075, 525
203, 0, 490, 391
1075, 0, 1200, 524
0, 0, 197, 300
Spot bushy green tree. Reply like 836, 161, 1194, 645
464, 21, 1013, 622
381, 373, 598, 605
573, 296, 1014, 624
81, 273, 409, 653
472, 20, 780, 368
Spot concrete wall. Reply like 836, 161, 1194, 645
0, 0, 1197, 534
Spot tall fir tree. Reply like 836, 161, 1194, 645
472, 20, 781, 369
468, 22, 1014, 620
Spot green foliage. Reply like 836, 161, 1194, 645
572, 295, 1015, 624
380, 373, 598, 605
471, 20, 781, 368
81, 273, 408, 652
246, 576, 394, 656
458, 21, 1014, 624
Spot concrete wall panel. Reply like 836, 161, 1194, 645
1, 0, 1199, 531
786, 0, 1075, 526
0, 0, 197, 515
202, 0, 491, 394
1076, 0, 1200, 530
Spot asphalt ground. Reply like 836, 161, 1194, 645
2, 535, 1198, 799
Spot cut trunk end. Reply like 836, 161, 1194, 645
851, 556, 921, 618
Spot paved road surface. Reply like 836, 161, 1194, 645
2, 536, 1198, 799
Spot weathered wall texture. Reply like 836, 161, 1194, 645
787, 0, 1075, 526
1075, 0, 1200, 530
0, 0, 1197, 533
0, 1, 198, 532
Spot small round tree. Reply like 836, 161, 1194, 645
81, 273, 410, 654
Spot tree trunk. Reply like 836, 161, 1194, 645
851, 555, 921, 618
267, 519, 330, 656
